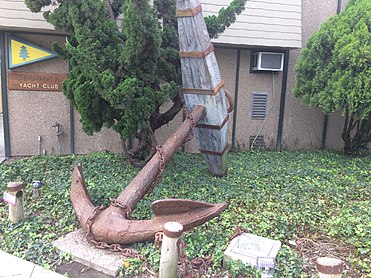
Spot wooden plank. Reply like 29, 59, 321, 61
8, 71, 67, 92
200, 0, 300, 7
202, 1, 301, 13
213, 34, 302, 48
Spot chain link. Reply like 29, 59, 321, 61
86, 205, 106, 243
85, 204, 143, 261
183, 105, 195, 143
154, 232, 163, 250
177, 239, 191, 277
191, 256, 212, 273
109, 198, 132, 219
146, 145, 166, 194
228, 226, 250, 242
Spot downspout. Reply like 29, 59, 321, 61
231, 48, 241, 150
68, 63, 75, 154
321, 0, 342, 149
69, 104, 75, 154
276, 50, 290, 151
0, 32, 10, 157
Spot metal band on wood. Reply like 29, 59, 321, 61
176, 5, 202, 17
182, 80, 225, 96
199, 144, 228, 156
179, 45, 214, 59
196, 114, 229, 130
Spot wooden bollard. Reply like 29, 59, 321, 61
316, 257, 344, 278
6, 182, 25, 223
159, 222, 184, 278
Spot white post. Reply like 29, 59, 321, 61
316, 257, 344, 278
159, 222, 183, 278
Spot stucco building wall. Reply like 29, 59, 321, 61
5, 33, 70, 156
1, 0, 350, 157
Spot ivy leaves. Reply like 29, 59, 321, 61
1, 151, 369, 275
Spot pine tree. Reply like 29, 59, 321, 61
294, 0, 371, 154
25, 0, 247, 165
19, 45, 29, 61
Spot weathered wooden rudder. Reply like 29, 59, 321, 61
177, 0, 229, 176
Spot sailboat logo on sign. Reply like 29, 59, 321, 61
8, 35, 58, 69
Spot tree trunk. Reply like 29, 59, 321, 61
342, 112, 371, 155
350, 113, 371, 153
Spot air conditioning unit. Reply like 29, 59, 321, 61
252, 52, 284, 72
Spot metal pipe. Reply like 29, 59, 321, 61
276, 50, 290, 151
0, 32, 11, 157
231, 48, 241, 150
337, 0, 342, 14
53, 122, 62, 155
69, 104, 75, 154
37, 136, 42, 155
68, 61, 75, 155
321, 115, 329, 149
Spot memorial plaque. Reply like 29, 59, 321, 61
8, 71, 67, 92
224, 233, 281, 267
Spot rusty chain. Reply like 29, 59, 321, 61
86, 205, 106, 243
183, 105, 195, 143
85, 204, 143, 261
190, 256, 212, 273
228, 226, 250, 242
109, 197, 132, 219
147, 145, 165, 194
154, 232, 163, 250
177, 239, 191, 277
154, 237, 212, 276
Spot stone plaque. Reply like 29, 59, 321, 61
224, 233, 281, 267
8, 71, 67, 92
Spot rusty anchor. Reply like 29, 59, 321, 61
70, 0, 233, 246
70, 105, 228, 245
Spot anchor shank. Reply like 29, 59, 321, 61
116, 105, 205, 210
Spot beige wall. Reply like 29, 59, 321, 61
2, 0, 349, 157
5, 32, 125, 156
6, 33, 70, 156
73, 110, 123, 154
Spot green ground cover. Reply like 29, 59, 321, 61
0, 151, 370, 277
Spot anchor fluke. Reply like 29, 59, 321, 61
70, 164, 227, 245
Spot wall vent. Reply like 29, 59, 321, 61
250, 135, 265, 150
252, 93, 267, 120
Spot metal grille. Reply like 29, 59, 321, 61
252, 93, 267, 120
249, 135, 265, 150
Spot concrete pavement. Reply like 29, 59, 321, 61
0, 250, 65, 278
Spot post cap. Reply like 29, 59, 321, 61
163, 222, 184, 239
32, 181, 43, 189
7, 182, 25, 192
316, 257, 344, 275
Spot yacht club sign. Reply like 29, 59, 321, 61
8, 71, 67, 92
